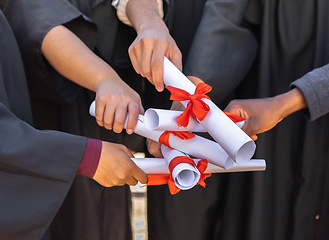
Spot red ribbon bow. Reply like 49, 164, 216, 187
147, 156, 212, 195
166, 83, 212, 127
159, 131, 195, 148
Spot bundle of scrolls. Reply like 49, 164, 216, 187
89, 57, 266, 194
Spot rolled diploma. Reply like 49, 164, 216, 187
89, 102, 234, 169
160, 145, 200, 190
134, 115, 235, 169
163, 57, 256, 163
144, 108, 245, 132
132, 158, 266, 174
144, 108, 206, 132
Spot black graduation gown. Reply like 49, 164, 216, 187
0, 11, 87, 240
149, 0, 329, 240
2, 1, 137, 239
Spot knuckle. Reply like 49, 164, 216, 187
103, 118, 113, 127
151, 59, 162, 69
141, 67, 151, 77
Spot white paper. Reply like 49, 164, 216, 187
163, 57, 256, 163
132, 158, 266, 174
144, 108, 206, 132
89, 104, 235, 169
144, 108, 245, 132
161, 145, 200, 190
89, 101, 96, 117
133, 115, 235, 169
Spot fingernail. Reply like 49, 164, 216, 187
127, 129, 133, 135
156, 86, 163, 92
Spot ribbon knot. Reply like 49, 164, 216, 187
166, 83, 212, 127
147, 156, 212, 195
159, 131, 195, 148
196, 159, 212, 188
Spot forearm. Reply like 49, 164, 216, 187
41, 25, 123, 92
275, 88, 308, 120
126, 0, 168, 34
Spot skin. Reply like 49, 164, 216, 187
126, 0, 182, 92
147, 87, 308, 157
224, 88, 308, 140
41, 25, 147, 186
41, 25, 144, 135
93, 142, 147, 187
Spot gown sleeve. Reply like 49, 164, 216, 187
290, 64, 329, 121
0, 10, 88, 239
2, 0, 99, 104
183, 0, 259, 102
0, 103, 88, 240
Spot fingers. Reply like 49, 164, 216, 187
132, 166, 148, 184
250, 135, 258, 141
112, 103, 127, 133
151, 46, 166, 92
125, 102, 140, 134
128, 39, 143, 77
125, 176, 139, 186
95, 100, 105, 127
140, 40, 153, 81
128, 29, 182, 92
146, 139, 163, 158
168, 47, 182, 71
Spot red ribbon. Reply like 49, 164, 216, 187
166, 83, 212, 127
147, 156, 212, 195
166, 83, 245, 127
158, 131, 195, 148
224, 112, 245, 123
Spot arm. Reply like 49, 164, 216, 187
225, 63, 329, 140
0, 103, 146, 238
224, 88, 307, 140
126, 0, 182, 92
41, 25, 143, 134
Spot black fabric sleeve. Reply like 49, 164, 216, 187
0, 103, 87, 240
184, 0, 258, 102
2, 0, 98, 103
290, 64, 329, 121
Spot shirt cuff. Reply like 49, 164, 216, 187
114, 0, 164, 26
77, 138, 102, 178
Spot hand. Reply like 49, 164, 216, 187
93, 142, 147, 187
224, 97, 286, 140
146, 138, 163, 158
224, 88, 307, 140
94, 79, 144, 134
128, 26, 182, 92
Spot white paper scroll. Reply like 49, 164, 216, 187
163, 57, 256, 164
89, 103, 234, 169
144, 108, 245, 132
144, 108, 206, 132
132, 158, 266, 174
161, 145, 200, 190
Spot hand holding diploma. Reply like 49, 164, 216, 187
89, 58, 267, 194
90, 104, 235, 169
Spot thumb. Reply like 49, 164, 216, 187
132, 164, 148, 184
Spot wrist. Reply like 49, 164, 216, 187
135, 17, 169, 34
274, 88, 307, 119
127, 0, 167, 34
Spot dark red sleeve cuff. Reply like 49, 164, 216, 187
77, 138, 102, 178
